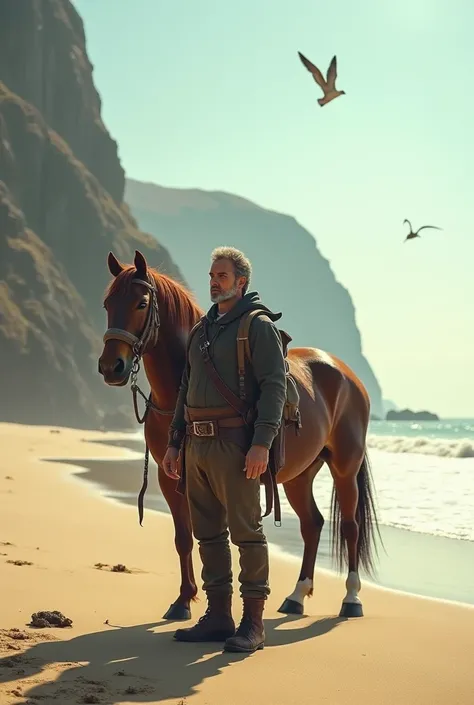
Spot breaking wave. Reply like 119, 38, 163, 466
367, 434, 474, 458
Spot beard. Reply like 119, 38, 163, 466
210, 283, 239, 303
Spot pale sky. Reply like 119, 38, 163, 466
75, 0, 473, 417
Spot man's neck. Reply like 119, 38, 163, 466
217, 296, 240, 316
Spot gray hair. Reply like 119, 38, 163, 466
211, 246, 252, 294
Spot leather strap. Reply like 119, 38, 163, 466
236, 309, 268, 400
185, 404, 243, 421
198, 318, 251, 419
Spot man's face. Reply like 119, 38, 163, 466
209, 258, 245, 303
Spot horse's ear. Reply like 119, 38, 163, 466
108, 251, 124, 277
134, 250, 148, 279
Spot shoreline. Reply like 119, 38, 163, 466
60, 432, 474, 608
1, 422, 474, 705
68, 458, 474, 610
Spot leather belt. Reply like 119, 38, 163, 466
186, 416, 245, 438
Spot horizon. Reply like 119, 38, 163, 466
74, 0, 473, 417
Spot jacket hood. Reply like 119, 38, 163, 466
206, 291, 282, 326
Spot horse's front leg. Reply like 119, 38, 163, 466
158, 465, 198, 620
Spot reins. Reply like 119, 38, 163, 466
103, 275, 175, 525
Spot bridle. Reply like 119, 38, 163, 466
102, 274, 176, 527
103, 276, 175, 423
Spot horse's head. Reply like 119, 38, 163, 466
98, 250, 160, 386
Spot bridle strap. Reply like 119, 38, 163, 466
131, 278, 154, 290
103, 328, 140, 347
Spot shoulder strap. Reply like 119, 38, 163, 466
197, 317, 251, 418
236, 309, 271, 387
237, 310, 293, 375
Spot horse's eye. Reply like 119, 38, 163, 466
137, 300, 148, 309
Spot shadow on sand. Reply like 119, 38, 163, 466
0, 614, 347, 702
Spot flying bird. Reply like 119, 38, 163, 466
297, 52, 345, 107
403, 219, 443, 242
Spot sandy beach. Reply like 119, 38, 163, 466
0, 423, 473, 705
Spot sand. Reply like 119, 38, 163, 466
0, 423, 473, 705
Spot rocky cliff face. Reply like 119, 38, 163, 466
125, 179, 384, 417
0, 1, 183, 428
0, 0, 123, 203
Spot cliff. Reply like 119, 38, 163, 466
0, 1, 183, 428
125, 179, 384, 417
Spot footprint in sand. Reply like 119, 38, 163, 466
6, 560, 33, 567
0, 627, 57, 653
75, 675, 154, 703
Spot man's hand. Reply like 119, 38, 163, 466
162, 446, 180, 480
244, 445, 269, 480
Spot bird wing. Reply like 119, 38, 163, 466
326, 55, 338, 90
416, 225, 442, 234
297, 51, 327, 90
403, 219, 412, 230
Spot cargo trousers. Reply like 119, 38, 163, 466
184, 435, 270, 600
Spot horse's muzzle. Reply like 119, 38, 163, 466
98, 356, 130, 386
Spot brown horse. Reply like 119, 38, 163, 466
98, 250, 381, 620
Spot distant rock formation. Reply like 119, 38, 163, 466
0, 1, 183, 428
125, 179, 384, 417
386, 409, 440, 421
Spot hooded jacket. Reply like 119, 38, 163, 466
169, 291, 287, 449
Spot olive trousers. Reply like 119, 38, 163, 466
184, 436, 270, 600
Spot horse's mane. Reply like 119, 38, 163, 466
104, 265, 203, 332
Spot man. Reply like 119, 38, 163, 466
162, 246, 287, 653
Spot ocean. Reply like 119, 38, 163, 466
60, 418, 474, 606
323, 418, 474, 542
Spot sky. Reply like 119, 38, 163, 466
74, 0, 473, 417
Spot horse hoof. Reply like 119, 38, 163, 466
162, 602, 191, 621
339, 601, 363, 618
277, 598, 304, 615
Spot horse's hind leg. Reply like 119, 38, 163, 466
327, 447, 366, 619
278, 459, 325, 616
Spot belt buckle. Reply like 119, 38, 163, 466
192, 421, 215, 437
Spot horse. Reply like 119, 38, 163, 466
98, 249, 381, 621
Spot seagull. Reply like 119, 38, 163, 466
297, 52, 345, 107
403, 219, 442, 242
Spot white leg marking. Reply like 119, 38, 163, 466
342, 570, 362, 605
286, 578, 313, 606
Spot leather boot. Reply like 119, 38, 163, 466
223, 597, 265, 653
174, 593, 235, 642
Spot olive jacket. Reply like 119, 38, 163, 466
168, 291, 287, 449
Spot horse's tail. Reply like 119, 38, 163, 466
330, 451, 383, 578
